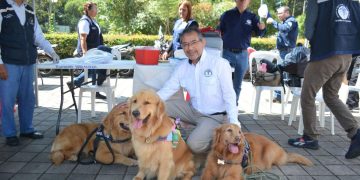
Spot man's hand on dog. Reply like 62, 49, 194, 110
0, 64, 8, 80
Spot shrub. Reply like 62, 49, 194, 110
45, 33, 304, 58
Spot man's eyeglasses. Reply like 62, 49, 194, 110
181, 39, 201, 49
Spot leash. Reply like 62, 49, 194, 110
77, 124, 131, 165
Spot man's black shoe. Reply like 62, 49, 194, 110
20, 131, 44, 139
272, 98, 281, 103
66, 81, 75, 90
96, 92, 107, 100
345, 129, 360, 159
288, 135, 319, 150
6, 136, 19, 146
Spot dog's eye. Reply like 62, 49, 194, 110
227, 129, 233, 132
133, 99, 137, 103
144, 101, 150, 105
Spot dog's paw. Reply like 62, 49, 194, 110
128, 159, 138, 166
133, 177, 142, 180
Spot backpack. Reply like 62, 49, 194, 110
279, 45, 310, 87
251, 58, 281, 86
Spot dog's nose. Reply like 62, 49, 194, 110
235, 136, 241, 143
132, 110, 140, 117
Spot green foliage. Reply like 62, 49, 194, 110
45, 33, 304, 58
296, 14, 306, 38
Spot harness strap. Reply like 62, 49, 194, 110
77, 124, 130, 165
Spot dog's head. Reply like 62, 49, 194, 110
102, 102, 131, 138
213, 124, 245, 156
128, 90, 166, 134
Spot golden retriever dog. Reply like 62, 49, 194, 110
129, 90, 195, 180
50, 103, 137, 166
202, 124, 313, 180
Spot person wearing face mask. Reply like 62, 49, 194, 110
219, 0, 266, 106
68, 2, 107, 100
161, 0, 199, 60
0, 0, 60, 146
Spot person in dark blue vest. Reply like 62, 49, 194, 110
161, 0, 198, 60
267, 6, 298, 103
219, 0, 266, 105
288, 0, 360, 159
68, 2, 106, 99
0, 0, 60, 146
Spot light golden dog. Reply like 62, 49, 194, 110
202, 124, 313, 180
129, 90, 195, 180
50, 103, 137, 166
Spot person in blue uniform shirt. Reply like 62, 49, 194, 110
0, 0, 60, 146
267, 6, 298, 103
219, 0, 266, 105
161, 0, 198, 60
288, 0, 360, 160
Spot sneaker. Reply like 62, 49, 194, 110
20, 131, 44, 139
345, 129, 360, 159
6, 136, 19, 146
96, 92, 107, 100
288, 135, 319, 150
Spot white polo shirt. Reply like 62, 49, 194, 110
158, 49, 240, 127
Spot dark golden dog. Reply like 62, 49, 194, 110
50, 103, 136, 166
202, 124, 313, 180
129, 90, 195, 180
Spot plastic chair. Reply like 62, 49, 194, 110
77, 69, 118, 123
289, 83, 349, 135
248, 51, 285, 120
348, 68, 360, 115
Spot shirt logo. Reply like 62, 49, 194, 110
28, 17, 34, 26
204, 69, 213, 77
245, 19, 252, 26
335, 4, 351, 22
4, 14, 13, 19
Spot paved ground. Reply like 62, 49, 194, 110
0, 76, 360, 180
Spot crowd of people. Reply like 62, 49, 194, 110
1, 0, 360, 161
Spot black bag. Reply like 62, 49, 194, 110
252, 59, 281, 86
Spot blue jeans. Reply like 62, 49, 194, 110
0, 64, 35, 137
73, 69, 107, 87
222, 49, 248, 103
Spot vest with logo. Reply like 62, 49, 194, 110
0, 1, 37, 65
76, 15, 103, 55
310, 0, 360, 61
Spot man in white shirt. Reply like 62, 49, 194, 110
0, 0, 59, 146
157, 27, 240, 153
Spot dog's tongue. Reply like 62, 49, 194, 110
228, 144, 239, 154
133, 119, 143, 129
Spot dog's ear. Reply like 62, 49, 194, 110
102, 112, 112, 128
213, 127, 222, 146
156, 99, 166, 121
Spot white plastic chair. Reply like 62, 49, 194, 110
289, 83, 349, 135
248, 51, 285, 120
77, 69, 118, 123
348, 68, 360, 115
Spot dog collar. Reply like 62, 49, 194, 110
96, 125, 131, 143
145, 124, 181, 148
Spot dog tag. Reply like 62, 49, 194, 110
145, 137, 151, 143
217, 159, 225, 165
